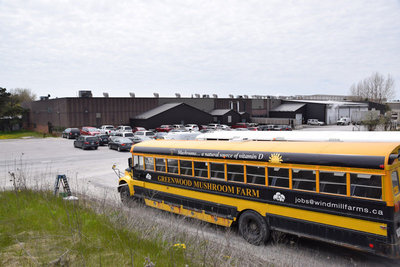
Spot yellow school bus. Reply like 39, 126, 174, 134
117, 140, 400, 258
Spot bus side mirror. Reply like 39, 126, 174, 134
128, 157, 133, 168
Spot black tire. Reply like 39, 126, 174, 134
108, 144, 112, 150
73, 142, 77, 148
120, 184, 131, 205
94, 146, 98, 150
239, 210, 270, 245
118, 146, 121, 152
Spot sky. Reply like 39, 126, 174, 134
1, 0, 399, 99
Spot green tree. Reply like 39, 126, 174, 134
0, 87, 11, 116
361, 110, 380, 131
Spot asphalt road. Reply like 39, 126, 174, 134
0, 135, 397, 266
0, 137, 126, 200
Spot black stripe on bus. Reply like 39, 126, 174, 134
133, 147, 385, 169
135, 170, 393, 223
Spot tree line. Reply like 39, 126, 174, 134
349, 72, 395, 104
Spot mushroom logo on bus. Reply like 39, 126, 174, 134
273, 192, 285, 202
146, 173, 152, 180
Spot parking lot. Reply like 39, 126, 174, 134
0, 137, 129, 200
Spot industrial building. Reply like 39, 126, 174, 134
23, 91, 386, 133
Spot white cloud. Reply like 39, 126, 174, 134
0, 0, 399, 98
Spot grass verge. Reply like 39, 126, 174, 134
0, 190, 190, 266
0, 130, 52, 139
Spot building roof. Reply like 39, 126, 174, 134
135, 103, 183, 119
210, 109, 233, 116
271, 103, 305, 112
287, 99, 368, 107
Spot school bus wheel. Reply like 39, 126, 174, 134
120, 184, 131, 205
238, 210, 270, 245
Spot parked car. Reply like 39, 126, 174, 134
80, 126, 101, 136
155, 131, 168, 139
337, 117, 351, 125
108, 137, 133, 152
62, 128, 80, 139
172, 124, 186, 130
273, 125, 292, 131
134, 130, 156, 141
307, 119, 324, 126
216, 124, 231, 130
185, 124, 199, 131
115, 132, 134, 137
95, 134, 110, 145
207, 123, 220, 129
231, 123, 248, 129
99, 125, 115, 135
257, 125, 275, 131
248, 126, 258, 131
132, 126, 146, 133
114, 125, 133, 133
73, 136, 99, 150
155, 125, 173, 132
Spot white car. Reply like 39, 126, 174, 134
134, 130, 156, 141
216, 124, 231, 130
185, 124, 199, 131
307, 119, 324, 126
114, 125, 133, 133
207, 123, 220, 129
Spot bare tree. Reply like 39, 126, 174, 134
349, 72, 395, 103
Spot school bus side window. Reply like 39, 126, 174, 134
268, 167, 289, 188
167, 159, 179, 174
227, 164, 244, 182
211, 163, 225, 179
392, 171, 400, 195
155, 158, 166, 172
194, 161, 208, 178
293, 169, 316, 191
320, 171, 346, 195
350, 173, 382, 199
246, 165, 265, 185
144, 157, 154, 171
135, 156, 144, 170
180, 160, 192, 176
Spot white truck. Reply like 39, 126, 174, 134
113, 125, 133, 134
99, 125, 115, 135
336, 117, 351, 125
